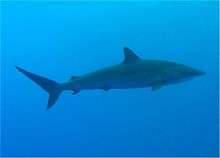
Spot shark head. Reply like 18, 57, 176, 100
162, 63, 206, 85
122, 48, 206, 87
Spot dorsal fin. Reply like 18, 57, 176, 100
123, 47, 141, 64
69, 76, 78, 81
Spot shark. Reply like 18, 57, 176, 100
15, 47, 205, 110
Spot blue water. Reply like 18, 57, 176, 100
1, 1, 219, 157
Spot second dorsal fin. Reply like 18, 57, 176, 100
123, 47, 141, 64
69, 76, 78, 81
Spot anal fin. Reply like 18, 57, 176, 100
151, 84, 163, 91
72, 89, 80, 95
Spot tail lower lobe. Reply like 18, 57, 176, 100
15, 66, 62, 110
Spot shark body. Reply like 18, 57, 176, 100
16, 47, 205, 109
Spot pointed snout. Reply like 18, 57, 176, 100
192, 69, 206, 76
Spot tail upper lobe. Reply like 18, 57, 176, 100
15, 66, 62, 110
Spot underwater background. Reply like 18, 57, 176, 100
1, 1, 219, 157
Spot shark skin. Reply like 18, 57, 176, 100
15, 47, 205, 109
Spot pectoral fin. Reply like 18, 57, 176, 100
101, 85, 111, 91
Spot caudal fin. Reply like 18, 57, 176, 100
15, 66, 62, 110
